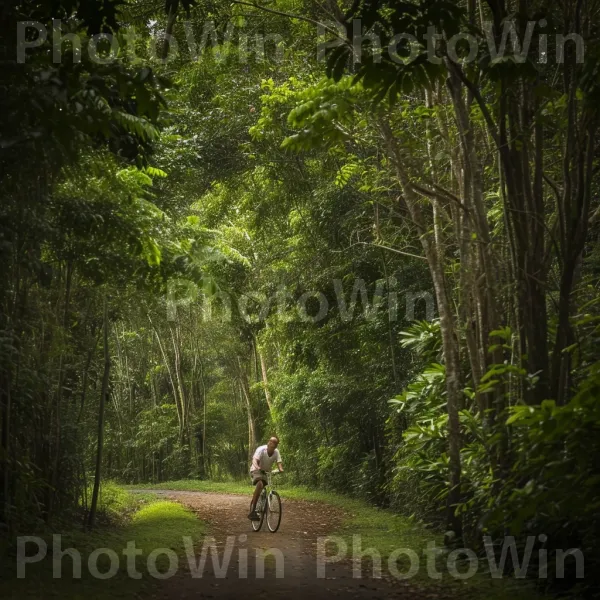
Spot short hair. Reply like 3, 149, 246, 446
269, 436, 279, 443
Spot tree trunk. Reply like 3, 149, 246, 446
199, 355, 207, 478
0, 365, 11, 527
170, 324, 188, 444
258, 344, 273, 412
161, 5, 177, 60
77, 333, 100, 424
238, 359, 256, 463
381, 119, 463, 536
87, 295, 110, 530
149, 314, 183, 435
380, 250, 400, 392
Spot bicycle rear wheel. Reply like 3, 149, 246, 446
251, 495, 266, 532
266, 491, 282, 532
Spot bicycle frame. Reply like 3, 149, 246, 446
264, 470, 277, 489
258, 471, 276, 504
255, 472, 278, 512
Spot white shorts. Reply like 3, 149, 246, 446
250, 470, 267, 485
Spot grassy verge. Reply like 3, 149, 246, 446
0, 483, 205, 600
123, 479, 546, 600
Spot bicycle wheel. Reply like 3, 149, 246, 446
251, 494, 266, 532
266, 491, 282, 532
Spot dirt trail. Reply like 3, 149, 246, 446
134, 489, 451, 600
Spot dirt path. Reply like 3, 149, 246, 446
133, 490, 452, 600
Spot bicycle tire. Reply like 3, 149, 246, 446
251, 494, 266, 532
266, 491, 282, 533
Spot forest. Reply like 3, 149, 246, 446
1, 0, 599, 598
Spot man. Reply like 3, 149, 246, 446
248, 436, 283, 520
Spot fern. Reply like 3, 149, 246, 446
112, 109, 159, 142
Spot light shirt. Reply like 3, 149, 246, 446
251, 445, 282, 473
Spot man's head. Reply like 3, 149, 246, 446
267, 436, 279, 452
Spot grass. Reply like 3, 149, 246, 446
123, 478, 547, 600
0, 483, 205, 599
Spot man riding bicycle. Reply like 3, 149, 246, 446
248, 436, 283, 520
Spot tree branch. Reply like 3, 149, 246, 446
230, 1, 347, 41
351, 241, 427, 261
411, 181, 471, 216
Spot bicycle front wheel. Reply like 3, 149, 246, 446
266, 491, 282, 532
251, 496, 265, 532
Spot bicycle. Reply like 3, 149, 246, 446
250, 470, 282, 533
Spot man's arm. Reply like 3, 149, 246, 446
276, 449, 283, 472
251, 447, 262, 471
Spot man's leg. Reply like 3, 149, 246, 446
250, 480, 263, 511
